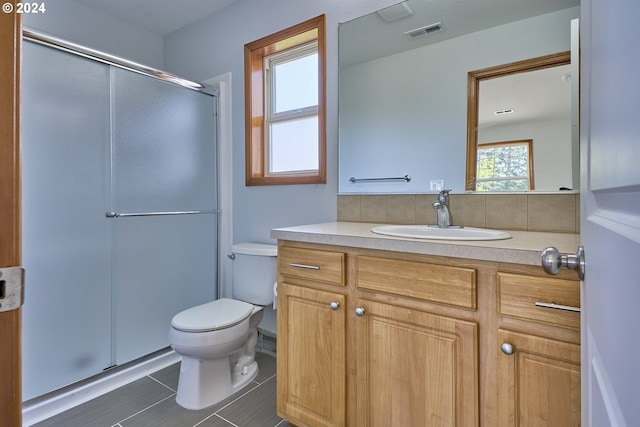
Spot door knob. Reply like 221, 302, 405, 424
355, 307, 365, 317
330, 301, 340, 310
541, 246, 585, 280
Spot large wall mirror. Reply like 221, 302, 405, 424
338, 0, 580, 194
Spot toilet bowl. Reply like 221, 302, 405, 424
169, 243, 277, 410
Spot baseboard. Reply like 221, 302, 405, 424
22, 348, 181, 426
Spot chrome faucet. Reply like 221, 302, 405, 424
431, 189, 453, 227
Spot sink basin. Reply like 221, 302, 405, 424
371, 225, 512, 241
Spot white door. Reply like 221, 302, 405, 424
580, 0, 640, 426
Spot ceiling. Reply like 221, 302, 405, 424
72, 0, 239, 35
339, 0, 580, 67
479, 64, 572, 127
71, 0, 580, 40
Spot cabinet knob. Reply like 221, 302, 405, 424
355, 307, 365, 317
501, 342, 514, 355
330, 301, 340, 310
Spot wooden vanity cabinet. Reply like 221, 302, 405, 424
496, 268, 581, 427
353, 254, 480, 427
277, 246, 347, 427
277, 243, 480, 427
276, 241, 581, 427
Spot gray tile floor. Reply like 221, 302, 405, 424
34, 352, 292, 427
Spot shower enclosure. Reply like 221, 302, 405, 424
21, 38, 218, 400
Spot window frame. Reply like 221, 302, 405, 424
475, 139, 535, 191
244, 15, 326, 186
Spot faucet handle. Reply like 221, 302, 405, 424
438, 189, 452, 203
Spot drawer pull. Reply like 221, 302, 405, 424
290, 263, 320, 270
534, 301, 581, 312
355, 307, 365, 317
330, 301, 340, 310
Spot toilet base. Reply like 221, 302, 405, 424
175, 355, 259, 410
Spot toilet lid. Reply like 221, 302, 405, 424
171, 298, 254, 332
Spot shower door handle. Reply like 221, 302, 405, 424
106, 210, 220, 218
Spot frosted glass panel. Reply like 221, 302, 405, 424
273, 52, 318, 112
21, 41, 219, 400
113, 214, 217, 364
111, 68, 217, 213
269, 116, 319, 172
21, 42, 112, 400
111, 68, 218, 363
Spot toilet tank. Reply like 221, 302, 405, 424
231, 243, 277, 305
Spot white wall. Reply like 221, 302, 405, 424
163, 0, 399, 247
23, 0, 164, 68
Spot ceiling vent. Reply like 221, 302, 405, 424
377, 2, 414, 22
405, 22, 445, 38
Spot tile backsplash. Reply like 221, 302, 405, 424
338, 193, 580, 234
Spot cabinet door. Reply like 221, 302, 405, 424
498, 329, 580, 427
355, 299, 478, 427
277, 283, 346, 427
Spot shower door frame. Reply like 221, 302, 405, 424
15, 26, 222, 412
19, 32, 221, 399
0, 12, 231, 419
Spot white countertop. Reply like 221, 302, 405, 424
271, 222, 581, 266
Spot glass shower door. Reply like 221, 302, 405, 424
110, 68, 218, 364
21, 41, 112, 400
21, 41, 219, 400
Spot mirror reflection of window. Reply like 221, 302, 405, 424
468, 52, 574, 191
476, 140, 534, 191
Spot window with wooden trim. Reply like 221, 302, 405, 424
476, 139, 534, 191
244, 15, 326, 186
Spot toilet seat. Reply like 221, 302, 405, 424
171, 298, 254, 332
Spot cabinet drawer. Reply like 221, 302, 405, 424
355, 256, 477, 310
279, 247, 345, 286
497, 272, 580, 329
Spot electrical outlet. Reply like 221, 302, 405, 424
430, 180, 444, 191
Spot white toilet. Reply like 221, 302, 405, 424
169, 243, 277, 410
